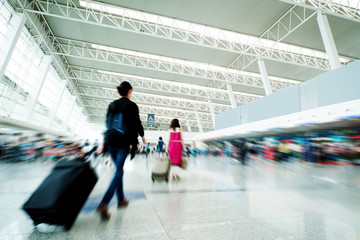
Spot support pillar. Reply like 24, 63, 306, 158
0, 13, 26, 79
25, 55, 52, 121
208, 99, 216, 127
227, 83, 237, 108
317, 12, 341, 70
186, 120, 192, 132
195, 112, 203, 133
75, 114, 84, 135
48, 80, 67, 128
257, 58, 273, 95
80, 120, 89, 138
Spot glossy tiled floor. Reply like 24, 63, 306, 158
1, 154, 360, 240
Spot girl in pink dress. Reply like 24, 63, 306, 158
166, 119, 185, 180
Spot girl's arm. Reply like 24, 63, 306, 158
180, 129, 186, 151
166, 131, 171, 153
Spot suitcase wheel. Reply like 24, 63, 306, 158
65, 223, 73, 231
33, 221, 40, 226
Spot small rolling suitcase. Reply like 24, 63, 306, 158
22, 160, 98, 230
151, 158, 171, 183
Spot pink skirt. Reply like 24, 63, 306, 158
168, 141, 182, 166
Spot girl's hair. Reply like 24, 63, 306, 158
116, 81, 133, 96
170, 118, 180, 130
159, 137, 162, 140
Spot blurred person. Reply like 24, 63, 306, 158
146, 142, 150, 159
247, 141, 257, 160
0, 134, 4, 160
93, 139, 99, 149
238, 138, 248, 165
18, 136, 28, 161
156, 137, 165, 157
278, 141, 291, 162
54, 136, 63, 144
304, 139, 314, 163
34, 137, 46, 160
166, 119, 185, 180
292, 142, 302, 161
96, 81, 146, 220
83, 139, 90, 147
85, 139, 99, 157
185, 145, 191, 157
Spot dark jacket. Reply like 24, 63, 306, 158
105, 97, 144, 148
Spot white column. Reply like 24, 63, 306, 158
257, 58, 273, 95
63, 96, 76, 131
227, 83, 237, 108
195, 112, 203, 133
186, 120, 192, 132
25, 55, 52, 121
208, 99, 216, 127
82, 124, 90, 139
79, 121, 87, 137
48, 80, 67, 128
0, 13, 27, 79
75, 114, 85, 135
317, 12, 341, 70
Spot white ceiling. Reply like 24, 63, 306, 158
9, 0, 360, 131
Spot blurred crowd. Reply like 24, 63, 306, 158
136, 141, 208, 158
205, 131, 360, 166
2, 129, 360, 167
0, 131, 92, 163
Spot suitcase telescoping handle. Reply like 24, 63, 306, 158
85, 152, 102, 169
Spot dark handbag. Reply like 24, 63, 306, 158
181, 158, 188, 170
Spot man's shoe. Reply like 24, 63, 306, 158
96, 203, 111, 220
117, 198, 129, 208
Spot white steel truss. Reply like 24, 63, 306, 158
280, 0, 360, 23
79, 88, 232, 114
228, 5, 319, 72
86, 105, 213, 122
201, 5, 319, 99
51, 37, 297, 91
261, 5, 319, 42
87, 114, 214, 130
70, 66, 260, 104
5, 0, 227, 132
17, 0, 339, 70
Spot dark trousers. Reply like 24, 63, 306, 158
101, 146, 129, 205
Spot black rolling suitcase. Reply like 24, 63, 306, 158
23, 160, 98, 230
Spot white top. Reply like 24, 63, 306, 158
169, 127, 181, 133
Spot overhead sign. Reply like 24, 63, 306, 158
147, 114, 155, 128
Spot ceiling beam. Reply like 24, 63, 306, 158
69, 66, 261, 104
51, 37, 297, 91
280, 0, 360, 24
84, 104, 213, 122
227, 5, 319, 73
79, 88, 232, 114
18, 0, 338, 70
88, 104, 212, 123
87, 113, 214, 130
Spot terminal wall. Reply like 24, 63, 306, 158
215, 60, 360, 130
